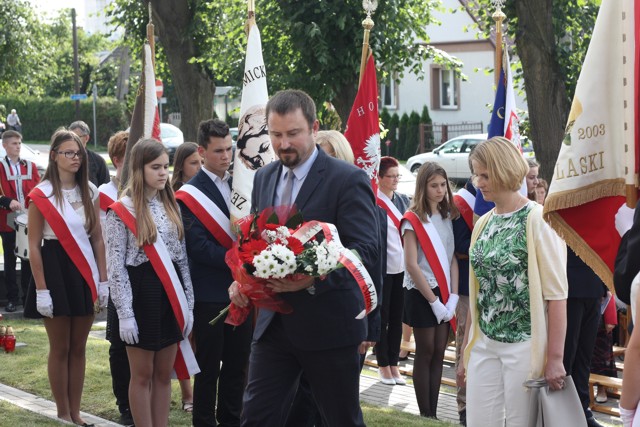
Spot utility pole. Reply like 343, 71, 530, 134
72, 9, 80, 120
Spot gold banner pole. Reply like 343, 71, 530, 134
491, 1, 506, 88
358, 1, 377, 87
147, 3, 155, 69
246, 0, 256, 34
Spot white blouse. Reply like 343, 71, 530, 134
105, 196, 194, 320
42, 182, 98, 240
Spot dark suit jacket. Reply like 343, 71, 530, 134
87, 149, 110, 187
614, 199, 640, 304
251, 147, 379, 351
178, 169, 234, 304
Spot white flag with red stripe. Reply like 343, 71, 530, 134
544, 0, 639, 290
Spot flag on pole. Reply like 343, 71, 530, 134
344, 55, 381, 192
474, 49, 522, 216
129, 44, 161, 146
544, 0, 639, 290
229, 19, 274, 221
121, 43, 162, 191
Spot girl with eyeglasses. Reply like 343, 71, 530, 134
376, 156, 410, 386
24, 129, 108, 426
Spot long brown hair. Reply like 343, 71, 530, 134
409, 161, 459, 222
171, 142, 199, 191
41, 129, 98, 234
122, 139, 184, 246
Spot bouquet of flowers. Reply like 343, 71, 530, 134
211, 205, 352, 326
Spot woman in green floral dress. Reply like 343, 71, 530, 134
457, 137, 568, 427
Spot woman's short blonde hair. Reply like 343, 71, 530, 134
469, 136, 529, 192
316, 130, 355, 164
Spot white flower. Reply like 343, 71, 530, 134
314, 241, 342, 275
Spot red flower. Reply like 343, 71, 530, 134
286, 236, 305, 255
235, 214, 255, 240
238, 239, 268, 264
263, 223, 280, 231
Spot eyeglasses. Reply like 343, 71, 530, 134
57, 150, 83, 159
384, 174, 402, 180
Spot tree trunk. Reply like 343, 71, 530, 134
514, 0, 571, 182
332, 82, 358, 131
150, 0, 214, 142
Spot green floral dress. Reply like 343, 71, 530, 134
470, 202, 533, 343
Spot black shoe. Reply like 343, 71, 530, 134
586, 416, 604, 427
5, 302, 16, 312
118, 409, 134, 426
459, 409, 466, 426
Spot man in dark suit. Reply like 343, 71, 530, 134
178, 119, 252, 427
229, 90, 379, 426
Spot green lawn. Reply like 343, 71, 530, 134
0, 319, 453, 426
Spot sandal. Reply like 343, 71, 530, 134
182, 401, 194, 412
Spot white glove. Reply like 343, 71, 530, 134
98, 281, 109, 309
36, 289, 54, 318
184, 311, 194, 338
616, 204, 636, 237
445, 294, 459, 320
619, 405, 636, 427
429, 298, 449, 324
119, 317, 139, 345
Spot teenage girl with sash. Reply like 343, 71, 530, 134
106, 139, 194, 427
401, 161, 459, 419
24, 129, 108, 426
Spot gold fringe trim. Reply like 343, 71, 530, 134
543, 178, 626, 215
544, 212, 614, 292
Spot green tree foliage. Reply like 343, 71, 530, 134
420, 105, 435, 151
109, 0, 460, 127
397, 113, 409, 160
464, 0, 599, 181
0, 96, 128, 145
43, 10, 115, 97
0, 1, 53, 96
388, 113, 399, 158
405, 111, 421, 159
0, 2, 119, 100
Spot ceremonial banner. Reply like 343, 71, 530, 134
230, 19, 274, 220
129, 44, 162, 147
345, 55, 381, 192
475, 50, 522, 216
544, 0, 639, 290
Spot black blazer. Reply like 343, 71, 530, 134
178, 169, 234, 304
615, 199, 640, 304
251, 148, 379, 350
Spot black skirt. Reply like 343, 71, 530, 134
109, 261, 183, 352
403, 286, 445, 328
24, 239, 95, 319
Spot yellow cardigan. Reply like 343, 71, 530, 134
463, 203, 568, 379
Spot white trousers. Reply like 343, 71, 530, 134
466, 330, 533, 427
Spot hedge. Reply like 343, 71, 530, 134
0, 96, 129, 146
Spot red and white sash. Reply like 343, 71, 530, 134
175, 184, 234, 249
110, 198, 199, 379
402, 211, 456, 331
292, 221, 377, 319
453, 188, 475, 231
98, 181, 118, 213
376, 190, 403, 237
29, 181, 99, 301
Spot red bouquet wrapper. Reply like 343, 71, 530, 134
223, 222, 294, 327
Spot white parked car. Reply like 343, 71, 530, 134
0, 143, 48, 177
160, 123, 185, 164
406, 133, 535, 180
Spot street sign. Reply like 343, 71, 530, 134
155, 79, 163, 99
70, 94, 87, 101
